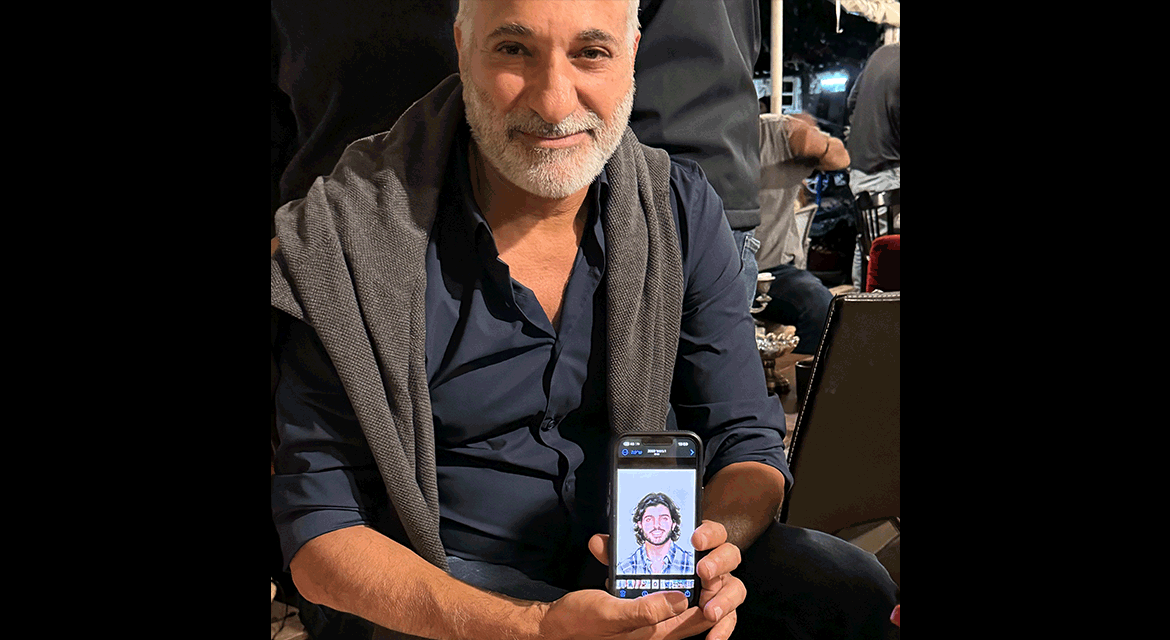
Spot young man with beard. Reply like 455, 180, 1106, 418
619, 493, 695, 576
271, 2, 897, 639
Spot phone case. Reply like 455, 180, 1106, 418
607, 431, 703, 607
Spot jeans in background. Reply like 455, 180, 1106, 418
731, 228, 761, 313
756, 264, 833, 355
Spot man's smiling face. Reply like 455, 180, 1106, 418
456, 0, 639, 199
639, 504, 674, 547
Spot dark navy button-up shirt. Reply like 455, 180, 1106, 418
272, 123, 792, 588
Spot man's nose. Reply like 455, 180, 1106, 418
526, 55, 579, 126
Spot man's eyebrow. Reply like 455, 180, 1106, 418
576, 28, 619, 46
485, 23, 534, 40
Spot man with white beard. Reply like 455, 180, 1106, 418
271, 2, 897, 639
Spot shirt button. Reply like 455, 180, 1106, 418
540, 417, 556, 431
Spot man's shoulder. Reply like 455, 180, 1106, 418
663, 155, 720, 214
662, 155, 728, 245
668, 156, 707, 186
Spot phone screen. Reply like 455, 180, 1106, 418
609, 431, 703, 606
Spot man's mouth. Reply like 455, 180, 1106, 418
514, 130, 591, 149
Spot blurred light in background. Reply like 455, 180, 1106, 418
817, 72, 848, 92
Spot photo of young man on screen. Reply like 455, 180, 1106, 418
617, 492, 696, 575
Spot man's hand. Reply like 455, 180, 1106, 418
784, 115, 850, 172
538, 589, 704, 640
587, 520, 746, 640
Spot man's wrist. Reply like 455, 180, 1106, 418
448, 592, 550, 640
515, 600, 552, 640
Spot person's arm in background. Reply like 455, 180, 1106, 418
786, 114, 850, 172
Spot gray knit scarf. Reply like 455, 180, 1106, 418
271, 74, 683, 577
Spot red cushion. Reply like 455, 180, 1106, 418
866, 234, 900, 292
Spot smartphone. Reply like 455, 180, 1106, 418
608, 431, 703, 607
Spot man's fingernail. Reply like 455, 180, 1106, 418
708, 605, 723, 620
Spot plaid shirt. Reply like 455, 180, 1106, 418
617, 541, 695, 575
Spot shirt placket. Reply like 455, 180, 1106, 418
533, 245, 598, 516
470, 173, 607, 548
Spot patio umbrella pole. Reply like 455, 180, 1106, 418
771, 0, 783, 114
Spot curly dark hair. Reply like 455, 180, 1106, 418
631, 492, 681, 545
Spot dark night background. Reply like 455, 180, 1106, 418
760, 0, 887, 71
757, 0, 890, 138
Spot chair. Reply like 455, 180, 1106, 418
865, 234, 900, 292
852, 189, 900, 285
779, 292, 900, 584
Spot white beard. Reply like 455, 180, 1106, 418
462, 73, 635, 199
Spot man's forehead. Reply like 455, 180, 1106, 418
475, 0, 628, 44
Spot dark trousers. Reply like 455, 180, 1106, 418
730, 522, 898, 640
302, 521, 898, 639
756, 264, 834, 355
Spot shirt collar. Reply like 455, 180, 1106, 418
638, 540, 680, 565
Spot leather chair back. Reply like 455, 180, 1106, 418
781, 292, 899, 536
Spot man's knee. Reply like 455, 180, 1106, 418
790, 526, 894, 592
728, 523, 897, 639
768, 266, 831, 308
738, 522, 896, 609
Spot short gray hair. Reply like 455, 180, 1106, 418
455, 0, 640, 54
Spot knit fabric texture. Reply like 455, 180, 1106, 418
271, 74, 683, 582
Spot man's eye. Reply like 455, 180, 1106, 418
497, 43, 526, 55
578, 48, 610, 60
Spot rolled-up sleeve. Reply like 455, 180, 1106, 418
668, 160, 794, 491
271, 316, 391, 568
